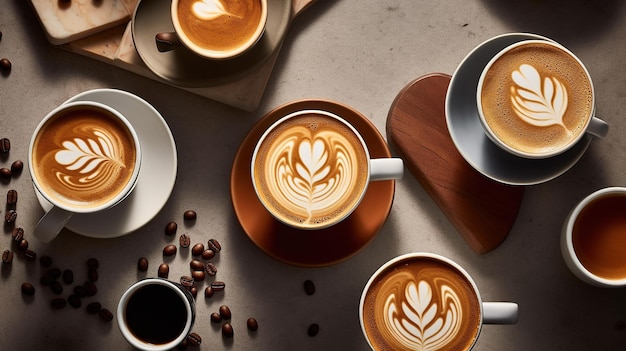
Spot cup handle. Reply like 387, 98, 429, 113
155, 32, 182, 52
370, 158, 404, 181
33, 206, 73, 243
587, 116, 609, 138
482, 302, 519, 324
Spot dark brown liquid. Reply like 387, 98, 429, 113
573, 194, 626, 280
125, 284, 188, 345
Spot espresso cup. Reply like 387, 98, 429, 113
165, 0, 268, 60
251, 109, 404, 230
359, 253, 518, 351
477, 39, 608, 159
117, 278, 196, 350
561, 187, 626, 287
29, 101, 142, 243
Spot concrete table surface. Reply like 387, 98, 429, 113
1, 1, 626, 350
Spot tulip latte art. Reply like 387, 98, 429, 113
31, 106, 137, 209
253, 112, 368, 229
480, 41, 593, 156
362, 257, 481, 351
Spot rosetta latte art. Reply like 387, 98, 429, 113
191, 0, 237, 20
53, 128, 126, 193
382, 278, 462, 350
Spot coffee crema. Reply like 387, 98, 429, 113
31, 106, 137, 210
573, 194, 626, 280
480, 41, 593, 156
253, 112, 369, 229
176, 0, 263, 53
362, 257, 481, 351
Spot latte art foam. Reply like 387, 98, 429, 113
253, 112, 369, 229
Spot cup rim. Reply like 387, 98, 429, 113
250, 109, 372, 230
563, 187, 626, 287
358, 252, 483, 351
476, 39, 596, 159
28, 100, 142, 214
117, 278, 195, 351
170, 0, 268, 60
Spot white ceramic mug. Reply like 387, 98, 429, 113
561, 187, 626, 287
29, 101, 142, 242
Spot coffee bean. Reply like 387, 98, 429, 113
62, 269, 74, 285
186, 332, 202, 347
24, 249, 36, 261
204, 286, 214, 298
210, 312, 222, 323
158, 263, 169, 278
179, 234, 191, 248
2, 250, 13, 264
39, 255, 53, 267
211, 281, 225, 291
6, 189, 17, 208
222, 323, 234, 338
180, 275, 194, 288
207, 238, 221, 253
21, 282, 35, 296
307, 323, 319, 337
247, 318, 259, 331
304, 280, 316, 295
74, 285, 88, 297
99, 308, 114, 322
201, 249, 215, 260
0, 138, 10, 153
189, 259, 203, 271
204, 262, 217, 276
88, 268, 98, 282
48, 267, 62, 279
10, 160, 23, 175
183, 210, 197, 221
189, 287, 197, 298
68, 294, 81, 308
50, 298, 67, 309
165, 221, 177, 235
191, 270, 205, 282
83, 281, 97, 296
86, 302, 102, 314
191, 243, 204, 256
17, 239, 28, 252
163, 244, 177, 256
137, 257, 148, 271
87, 258, 99, 270
50, 281, 63, 295
5, 209, 17, 223
0, 59, 11, 74
219, 305, 231, 320
11, 227, 24, 242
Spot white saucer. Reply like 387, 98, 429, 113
445, 33, 592, 186
35, 89, 178, 238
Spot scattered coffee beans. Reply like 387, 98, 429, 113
183, 210, 197, 221
137, 257, 149, 271
50, 297, 67, 309
304, 280, 316, 295
50, 281, 63, 295
17, 239, 28, 252
99, 308, 114, 322
86, 302, 102, 314
204, 262, 217, 276
2, 250, 13, 264
40, 255, 53, 267
191, 270, 205, 281
88, 268, 98, 282
48, 268, 62, 279
0, 168, 11, 179
179, 234, 191, 248
11, 227, 24, 242
0, 59, 11, 74
87, 258, 99, 270
180, 275, 194, 288
10, 160, 22, 175
307, 323, 319, 337
211, 281, 225, 291
204, 286, 214, 298
222, 323, 234, 338
63, 269, 74, 284
207, 238, 221, 253
201, 249, 215, 260
210, 312, 222, 323
24, 249, 36, 261
189, 259, 203, 271
165, 221, 177, 235
21, 282, 35, 296
191, 243, 204, 256
74, 285, 88, 298
83, 281, 97, 296
189, 287, 197, 298
186, 332, 202, 347
247, 318, 258, 331
0, 138, 10, 153
158, 263, 169, 278
6, 189, 17, 208
163, 244, 177, 256
219, 305, 231, 320
5, 209, 17, 223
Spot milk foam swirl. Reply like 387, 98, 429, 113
191, 0, 236, 21
381, 274, 462, 350
53, 128, 126, 193
510, 64, 569, 129
263, 126, 358, 225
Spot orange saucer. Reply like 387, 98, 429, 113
231, 100, 396, 267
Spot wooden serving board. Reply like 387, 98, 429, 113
386, 73, 524, 254
29, 0, 315, 112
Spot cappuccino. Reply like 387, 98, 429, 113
31, 104, 138, 210
479, 41, 593, 157
361, 255, 481, 351
252, 111, 369, 230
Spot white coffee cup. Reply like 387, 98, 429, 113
477, 39, 608, 159
251, 109, 404, 230
117, 278, 196, 351
29, 101, 142, 242
561, 187, 626, 287
359, 253, 518, 350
